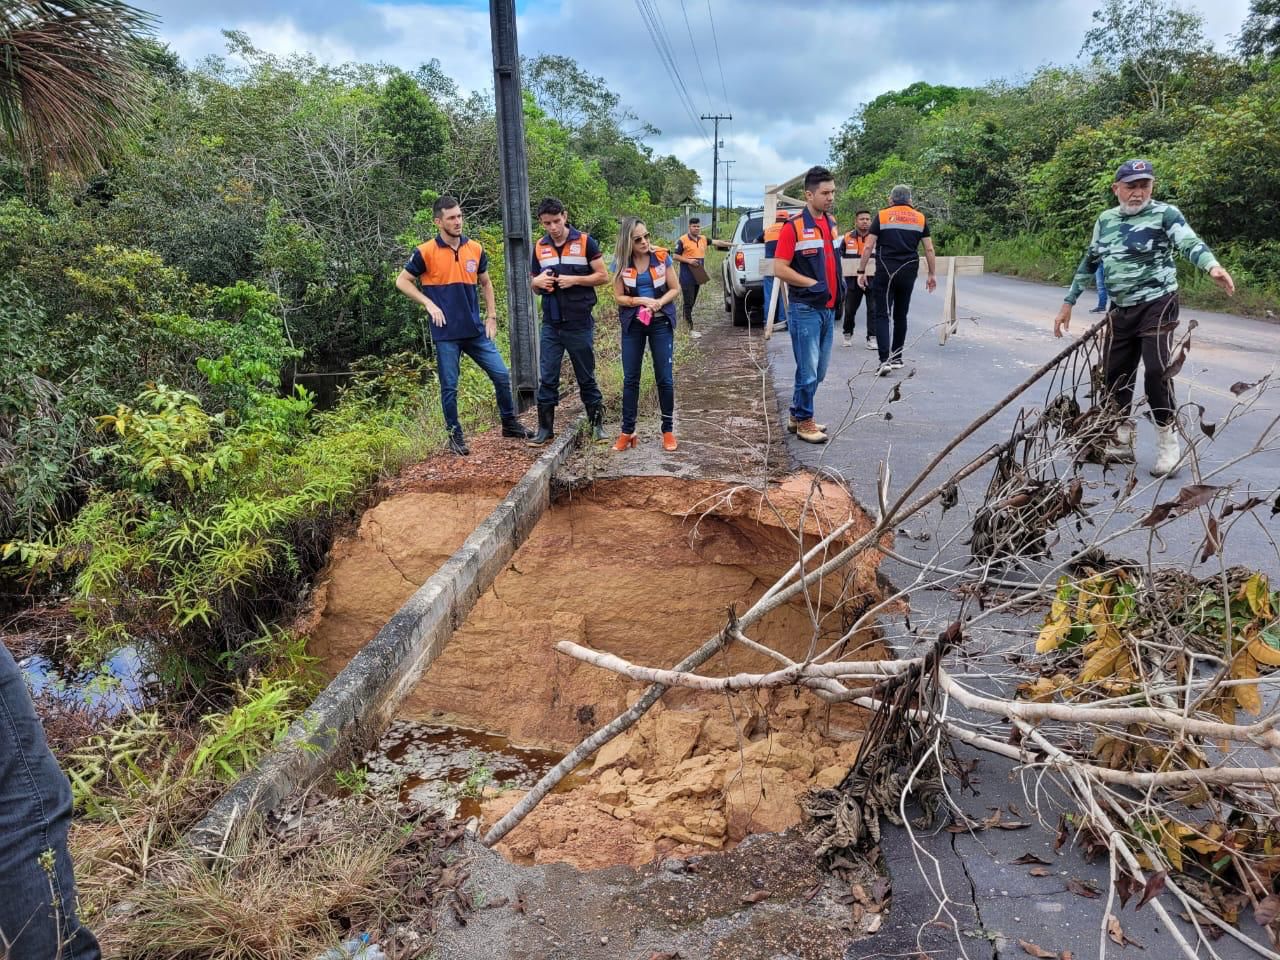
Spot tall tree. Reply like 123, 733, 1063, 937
1237, 0, 1280, 59
1081, 0, 1210, 113
0, 1, 155, 185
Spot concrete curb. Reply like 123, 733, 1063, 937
185, 420, 584, 856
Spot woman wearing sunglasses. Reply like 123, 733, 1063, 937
612, 217, 681, 451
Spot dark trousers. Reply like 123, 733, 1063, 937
537, 320, 603, 409
841, 280, 868, 337
871, 262, 918, 363
1103, 292, 1179, 427
0, 643, 101, 959
620, 318, 675, 434
680, 281, 699, 325
434, 335, 516, 439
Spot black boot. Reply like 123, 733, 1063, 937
587, 403, 606, 442
501, 416, 534, 440
527, 404, 555, 446
447, 431, 470, 456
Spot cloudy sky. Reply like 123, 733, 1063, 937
143, 0, 1251, 204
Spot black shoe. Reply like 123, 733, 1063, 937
448, 433, 470, 456
1089, 306, 1107, 314
527, 404, 555, 446
501, 417, 534, 440
586, 403, 606, 442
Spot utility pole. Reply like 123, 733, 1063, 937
700, 113, 731, 238
722, 159, 736, 214
490, 0, 537, 412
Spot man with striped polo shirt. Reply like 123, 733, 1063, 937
1054, 159, 1235, 477
395, 195, 534, 456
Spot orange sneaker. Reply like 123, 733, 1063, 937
662, 432, 678, 451
611, 433, 637, 451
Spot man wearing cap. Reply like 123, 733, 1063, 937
673, 217, 709, 333
1054, 159, 1235, 477
762, 208, 793, 330
840, 209, 875, 349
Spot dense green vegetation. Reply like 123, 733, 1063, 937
830, 0, 1280, 313
0, 17, 699, 698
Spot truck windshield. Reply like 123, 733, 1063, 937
741, 214, 764, 244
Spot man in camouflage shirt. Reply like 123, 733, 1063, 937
1053, 159, 1235, 477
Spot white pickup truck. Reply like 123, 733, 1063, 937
719, 208, 770, 327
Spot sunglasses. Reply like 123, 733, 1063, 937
632, 233, 649, 242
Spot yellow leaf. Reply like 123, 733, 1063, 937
1080, 645, 1125, 684
1018, 677, 1058, 702
1243, 573, 1274, 619
1162, 832, 1185, 872
1233, 654, 1263, 716
1036, 616, 1070, 654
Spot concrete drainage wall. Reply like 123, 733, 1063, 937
186, 423, 583, 856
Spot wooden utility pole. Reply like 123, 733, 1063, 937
701, 113, 731, 238
490, 0, 537, 411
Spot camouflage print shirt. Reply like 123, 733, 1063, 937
1064, 201, 1219, 308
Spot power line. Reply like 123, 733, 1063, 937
678, 0, 712, 112
634, 0, 709, 142
704, 0, 730, 110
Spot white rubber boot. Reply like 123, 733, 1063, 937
1102, 421, 1136, 463
1151, 423, 1181, 477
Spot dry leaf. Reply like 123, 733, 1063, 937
741, 889, 770, 904
1011, 853, 1051, 865
1106, 913, 1142, 947
1254, 894, 1280, 926
1030, 866, 1052, 877
1233, 654, 1262, 716
1135, 871, 1166, 911
1067, 878, 1101, 899
1018, 940, 1056, 958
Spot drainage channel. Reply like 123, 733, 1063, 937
308, 472, 888, 870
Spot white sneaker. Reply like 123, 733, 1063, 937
842, 334, 854, 348
1150, 423, 1181, 477
878, 362, 893, 377
1101, 421, 1136, 463
889, 359, 904, 370
865, 339, 877, 351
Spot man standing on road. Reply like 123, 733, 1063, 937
762, 208, 793, 330
396, 196, 534, 456
772, 165, 842, 445
528, 197, 610, 445
840, 209, 875, 349
857, 185, 937, 376
673, 216, 709, 335
1054, 159, 1235, 477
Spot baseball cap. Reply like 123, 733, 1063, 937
775, 209, 792, 221
1115, 159, 1155, 183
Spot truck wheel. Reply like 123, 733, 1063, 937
731, 291, 749, 327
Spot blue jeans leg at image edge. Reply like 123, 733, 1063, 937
1095, 263, 1108, 311
0, 644, 101, 960
789, 301, 828, 423
620, 321, 674, 433
434, 338, 465, 437
460, 336, 516, 421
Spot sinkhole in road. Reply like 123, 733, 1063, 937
307, 473, 888, 869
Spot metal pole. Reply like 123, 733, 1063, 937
490, 0, 537, 412
722, 159, 735, 214
701, 113, 731, 238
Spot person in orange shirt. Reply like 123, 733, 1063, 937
762, 209, 793, 329
673, 216, 709, 333
840, 209, 874, 349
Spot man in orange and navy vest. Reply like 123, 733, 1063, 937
772, 165, 843, 445
857, 184, 937, 376
762, 208, 792, 328
839, 209, 875, 350
396, 195, 534, 456
528, 196, 610, 445
673, 216, 709, 330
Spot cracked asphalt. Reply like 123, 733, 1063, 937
764, 271, 1280, 959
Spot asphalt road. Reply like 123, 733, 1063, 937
763, 272, 1280, 959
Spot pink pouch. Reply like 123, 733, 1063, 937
637, 306, 653, 326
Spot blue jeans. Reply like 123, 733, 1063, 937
620, 318, 675, 433
0, 644, 100, 959
1095, 263, 1108, 311
434, 335, 516, 438
788, 301, 835, 423
537, 321, 603, 409
762, 276, 788, 325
